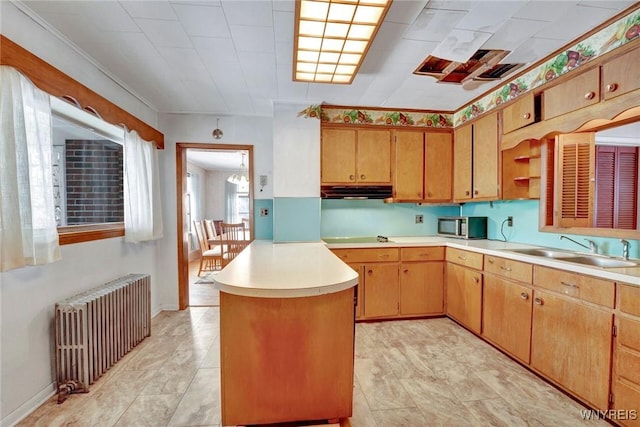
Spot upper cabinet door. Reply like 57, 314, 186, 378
425, 132, 452, 201
473, 111, 500, 200
453, 123, 473, 201
543, 67, 600, 120
394, 131, 424, 200
357, 129, 391, 184
321, 128, 356, 184
502, 92, 535, 134
602, 47, 640, 101
556, 132, 595, 228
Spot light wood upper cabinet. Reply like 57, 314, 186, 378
425, 132, 453, 202
321, 128, 357, 183
321, 127, 391, 185
543, 67, 600, 120
502, 92, 535, 134
394, 131, 424, 200
602, 47, 640, 101
531, 289, 613, 411
453, 112, 499, 202
556, 132, 595, 228
453, 124, 473, 200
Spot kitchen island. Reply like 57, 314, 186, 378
212, 241, 359, 426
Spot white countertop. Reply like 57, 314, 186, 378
213, 240, 359, 298
324, 236, 640, 286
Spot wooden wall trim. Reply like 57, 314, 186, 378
0, 35, 164, 149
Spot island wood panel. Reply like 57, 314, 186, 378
219, 288, 354, 426
0, 35, 164, 148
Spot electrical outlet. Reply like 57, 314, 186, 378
260, 208, 269, 217
259, 175, 268, 186
415, 215, 424, 224
507, 216, 513, 227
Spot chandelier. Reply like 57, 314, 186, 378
227, 152, 249, 185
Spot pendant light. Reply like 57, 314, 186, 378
212, 118, 223, 139
227, 152, 249, 185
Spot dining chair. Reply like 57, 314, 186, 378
194, 220, 222, 275
220, 222, 247, 267
204, 219, 217, 249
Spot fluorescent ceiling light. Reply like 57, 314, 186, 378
293, 0, 392, 84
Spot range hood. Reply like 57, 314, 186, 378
321, 185, 393, 199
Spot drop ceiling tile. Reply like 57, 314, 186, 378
229, 25, 275, 53
512, 1, 577, 22
483, 18, 549, 52
193, 37, 238, 63
370, 22, 409, 51
426, 1, 474, 12
277, 71, 309, 99
173, 3, 230, 38
404, 9, 467, 42
222, 0, 273, 27
431, 28, 492, 63
251, 97, 274, 116
384, 0, 429, 25
578, 1, 636, 10
535, 4, 619, 41
208, 61, 248, 92
273, 10, 294, 42
502, 36, 569, 64
33, 13, 106, 46
275, 40, 293, 67
21, 1, 81, 15
454, 1, 526, 33
157, 47, 211, 82
272, 1, 294, 13
219, 93, 254, 114
136, 18, 192, 48
78, 2, 140, 33
121, 1, 177, 20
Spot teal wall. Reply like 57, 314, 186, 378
321, 199, 459, 237
461, 200, 640, 258
273, 197, 321, 242
253, 199, 273, 240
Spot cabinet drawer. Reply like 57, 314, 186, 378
446, 248, 483, 270
602, 47, 640, 101
484, 255, 533, 283
619, 284, 640, 317
533, 265, 615, 308
502, 92, 535, 134
401, 246, 444, 261
331, 248, 399, 263
617, 347, 640, 386
619, 317, 640, 354
543, 67, 600, 120
612, 381, 640, 427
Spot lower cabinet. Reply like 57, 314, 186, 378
446, 261, 482, 334
363, 262, 400, 318
482, 275, 532, 364
612, 284, 640, 427
400, 261, 444, 315
346, 263, 365, 320
531, 289, 613, 411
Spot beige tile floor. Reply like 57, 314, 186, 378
189, 258, 220, 306
20, 310, 609, 427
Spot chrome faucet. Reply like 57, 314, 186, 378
560, 235, 598, 254
621, 239, 630, 260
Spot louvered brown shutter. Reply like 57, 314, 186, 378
616, 147, 638, 229
557, 133, 594, 227
594, 146, 615, 228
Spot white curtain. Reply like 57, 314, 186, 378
124, 130, 163, 243
225, 181, 238, 223
0, 66, 61, 271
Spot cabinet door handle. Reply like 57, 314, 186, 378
378, 254, 389, 259
534, 297, 543, 305
520, 292, 529, 300
458, 255, 467, 261
419, 253, 430, 257
349, 174, 355, 181
487, 258, 494, 264
427, 191, 433, 197
465, 190, 470, 196
500, 266, 512, 272
473, 276, 480, 283
403, 269, 409, 273
523, 112, 531, 119
360, 174, 366, 180
584, 91, 596, 100
560, 281, 579, 289
606, 83, 618, 92
367, 269, 373, 274
474, 189, 479, 195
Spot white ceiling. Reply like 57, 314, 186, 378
187, 148, 249, 170
18, 0, 637, 117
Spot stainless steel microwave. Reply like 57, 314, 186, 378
437, 216, 488, 239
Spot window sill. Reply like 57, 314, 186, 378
58, 222, 125, 245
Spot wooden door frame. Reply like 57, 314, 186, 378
176, 143, 254, 310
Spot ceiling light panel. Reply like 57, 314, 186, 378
293, 0, 392, 84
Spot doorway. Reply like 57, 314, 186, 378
176, 143, 254, 309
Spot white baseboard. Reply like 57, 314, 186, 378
1, 382, 55, 427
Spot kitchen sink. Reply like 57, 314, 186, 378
508, 248, 580, 259
562, 256, 638, 268
507, 248, 638, 268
